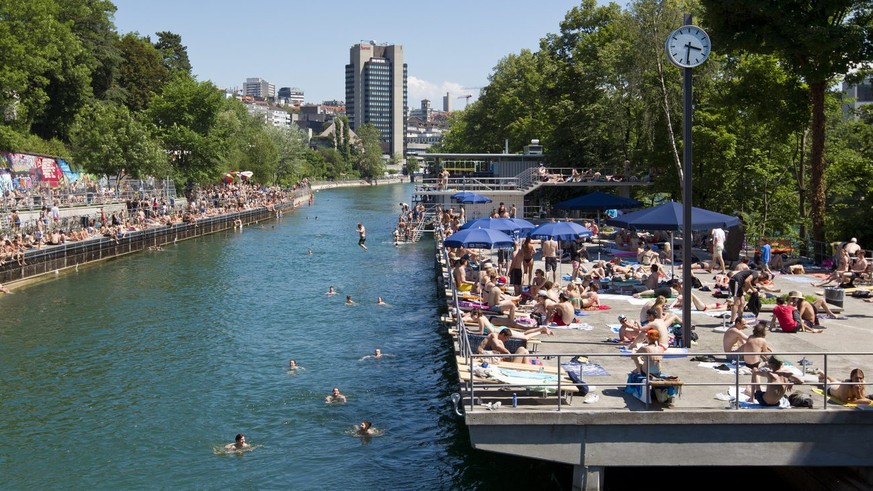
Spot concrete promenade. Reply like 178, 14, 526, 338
437, 234, 873, 490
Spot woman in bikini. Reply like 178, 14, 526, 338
522, 237, 536, 286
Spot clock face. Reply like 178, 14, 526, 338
665, 25, 711, 68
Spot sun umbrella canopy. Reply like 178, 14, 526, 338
460, 218, 521, 234
554, 191, 643, 210
526, 221, 592, 241
605, 201, 741, 232
443, 227, 515, 249
451, 191, 492, 204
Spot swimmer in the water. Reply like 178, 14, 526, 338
307, 249, 312, 255
373, 348, 382, 359
345, 295, 355, 305
325, 387, 347, 404
376, 296, 386, 305
360, 348, 390, 361
327, 286, 336, 296
225, 433, 251, 451
357, 420, 376, 436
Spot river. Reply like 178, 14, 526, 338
0, 183, 575, 489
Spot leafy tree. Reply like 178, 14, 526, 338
403, 155, 420, 176
115, 33, 170, 112
69, 101, 168, 181
154, 31, 192, 76
702, 0, 873, 253
354, 124, 385, 179
267, 125, 309, 184
147, 77, 227, 183
57, 0, 120, 100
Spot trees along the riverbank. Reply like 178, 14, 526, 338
435, 0, 873, 247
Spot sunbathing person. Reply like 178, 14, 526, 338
483, 274, 519, 321
477, 328, 530, 364
630, 308, 672, 352
746, 356, 804, 406
551, 292, 581, 326
632, 329, 665, 376
737, 321, 772, 369
813, 248, 850, 287
723, 317, 750, 357
789, 291, 836, 327
617, 314, 644, 343
818, 368, 872, 404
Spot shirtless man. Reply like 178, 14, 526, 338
723, 317, 750, 356
508, 242, 525, 295
476, 328, 530, 364
617, 314, 644, 343
325, 387, 347, 403
738, 321, 772, 369
453, 258, 475, 291
225, 433, 251, 451
468, 309, 553, 337
747, 356, 804, 406
630, 309, 671, 352
356, 223, 367, 251
843, 249, 869, 287
551, 292, 580, 326
728, 270, 769, 324
789, 291, 835, 328
541, 237, 559, 283
327, 286, 336, 296
484, 274, 518, 321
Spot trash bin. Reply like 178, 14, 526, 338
824, 287, 844, 308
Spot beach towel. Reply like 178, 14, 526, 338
781, 275, 819, 284
698, 362, 752, 375
590, 305, 611, 311
548, 322, 593, 330
572, 310, 591, 317
562, 360, 610, 378
619, 346, 689, 358
726, 387, 791, 408
817, 313, 847, 320
457, 299, 486, 310
490, 367, 561, 394
810, 387, 865, 407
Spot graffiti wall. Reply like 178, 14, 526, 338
0, 152, 77, 190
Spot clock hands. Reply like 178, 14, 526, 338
683, 41, 702, 64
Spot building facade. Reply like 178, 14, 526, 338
842, 75, 873, 117
278, 87, 305, 107
244, 78, 276, 101
345, 42, 407, 156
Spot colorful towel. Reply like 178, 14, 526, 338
811, 387, 861, 407
619, 346, 689, 358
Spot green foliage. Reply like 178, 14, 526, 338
353, 124, 385, 179
154, 31, 192, 76
115, 33, 170, 112
403, 155, 420, 176
69, 101, 168, 179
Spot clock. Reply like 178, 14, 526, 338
665, 25, 711, 68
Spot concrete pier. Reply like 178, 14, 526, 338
434, 228, 873, 490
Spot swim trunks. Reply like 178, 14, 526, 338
754, 390, 778, 406
545, 257, 558, 272
359, 236, 366, 246
510, 268, 522, 285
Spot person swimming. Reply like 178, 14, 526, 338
376, 297, 386, 305
345, 295, 355, 305
224, 433, 251, 451
307, 249, 312, 255
357, 420, 376, 435
325, 387, 347, 403
327, 286, 336, 296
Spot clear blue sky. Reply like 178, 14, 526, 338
111, 0, 612, 106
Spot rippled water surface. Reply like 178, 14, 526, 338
0, 184, 577, 490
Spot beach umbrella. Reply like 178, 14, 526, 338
508, 218, 535, 232
526, 221, 592, 282
460, 217, 522, 234
605, 201, 740, 231
443, 227, 514, 249
554, 191, 643, 211
451, 191, 492, 204
526, 221, 592, 241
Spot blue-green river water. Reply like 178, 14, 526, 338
0, 184, 571, 490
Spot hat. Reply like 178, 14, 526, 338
496, 276, 507, 285
618, 314, 627, 322
536, 290, 548, 297
788, 290, 803, 300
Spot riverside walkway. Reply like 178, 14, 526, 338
436, 226, 873, 490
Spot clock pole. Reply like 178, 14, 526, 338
681, 13, 693, 349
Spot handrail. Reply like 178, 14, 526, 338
459, 350, 871, 412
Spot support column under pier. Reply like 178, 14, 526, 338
572, 465, 603, 491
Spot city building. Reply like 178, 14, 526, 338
242, 99, 293, 128
345, 41, 407, 156
278, 87, 304, 107
443, 92, 452, 112
842, 74, 872, 117
244, 78, 276, 101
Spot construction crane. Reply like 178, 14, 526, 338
456, 87, 482, 109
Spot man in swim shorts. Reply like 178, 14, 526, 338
357, 223, 367, 251
477, 328, 530, 364
748, 356, 804, 406
326, 387, 347, 403
541, 236, 559, 283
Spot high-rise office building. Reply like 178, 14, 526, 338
244, 78, 276, 101
443, 92, 452, 112
345, 42, 407, 156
